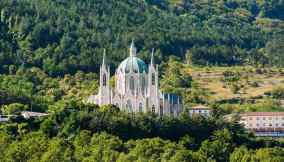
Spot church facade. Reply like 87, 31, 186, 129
87, 41, 183, 117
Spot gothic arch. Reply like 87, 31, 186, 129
126, 100, 132, 112
103, 74, 106, 86
139, 103, 143, 112
152, 105, 155, 113
141, 76, 146, 90
160, 105, 163, 116
129, 76, 134, 91
151, 73, 155, 85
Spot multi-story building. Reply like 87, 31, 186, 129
239, 112, 284, 137
87, 41, 183, 117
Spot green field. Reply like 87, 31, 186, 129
189, 66, 284, 101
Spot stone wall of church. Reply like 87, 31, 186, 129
112, 93, 148, 113
115, 71, 148, 96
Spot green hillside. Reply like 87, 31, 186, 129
0, 0, 284, 76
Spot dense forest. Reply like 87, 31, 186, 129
1, 0, 284, 161
0, 0, 284, 76
1, 103, 284, 162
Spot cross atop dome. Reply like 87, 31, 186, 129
130, 39, 137, 57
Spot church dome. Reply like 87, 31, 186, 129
116, 40, 148, 74
117, 56, 147, 73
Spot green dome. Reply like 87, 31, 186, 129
117, 56, 148, 73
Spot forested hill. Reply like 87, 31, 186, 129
0, 0, 284, 76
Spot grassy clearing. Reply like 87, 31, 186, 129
187, 66, 284, 102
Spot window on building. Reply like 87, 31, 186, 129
139, 103, 143, 112
249, 117, 253, 120
130, 76, 134, 90
126, 100, 132, 112
256, 117, 259, 120
263, 117, 266, 120
103, 74, 106, 86
170, 107, 174, 115
160, 105, 163, 116
269, 123, 272, 126
282, 123, 284, 126
249, 124, 252, 127
276, 123, 279, 127
141, 77, 146, 90
269, 117, 272, 120
256, 123, 259, 127
263, 123, 266, 127
152, 105, 155, 113
151, 73, 155, 85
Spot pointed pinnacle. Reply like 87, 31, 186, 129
151, 48, 155, 65
102, 49, 106, 65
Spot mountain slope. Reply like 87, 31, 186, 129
0, 0, 283, 76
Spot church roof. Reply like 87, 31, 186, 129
116, 41, 148, 73
117, 56, 148, 73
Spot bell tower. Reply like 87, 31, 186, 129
99, 49, 111, 105
148, 49, 159, 113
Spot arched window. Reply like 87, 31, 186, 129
103, 74, 106, 86
152, 105, 155, 113
126, 100, 132, 112
129, 76, 135, 90
170, 107, 174, 115
141, 77, 146, 89
151, 73, 155, 85
160, 105, 163, 116
139, 103, 143, 112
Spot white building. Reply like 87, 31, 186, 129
189, 105, 212, 117
0, 116, 9, 122
21, 111, 49, 119
240, 112, 284, 137
87, 41, 183, 117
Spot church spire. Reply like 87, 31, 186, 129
150, 48, 155, 65
130, 39, 136, 57
102, 49, 106, 66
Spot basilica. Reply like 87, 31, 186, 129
87, 41, 183, 117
